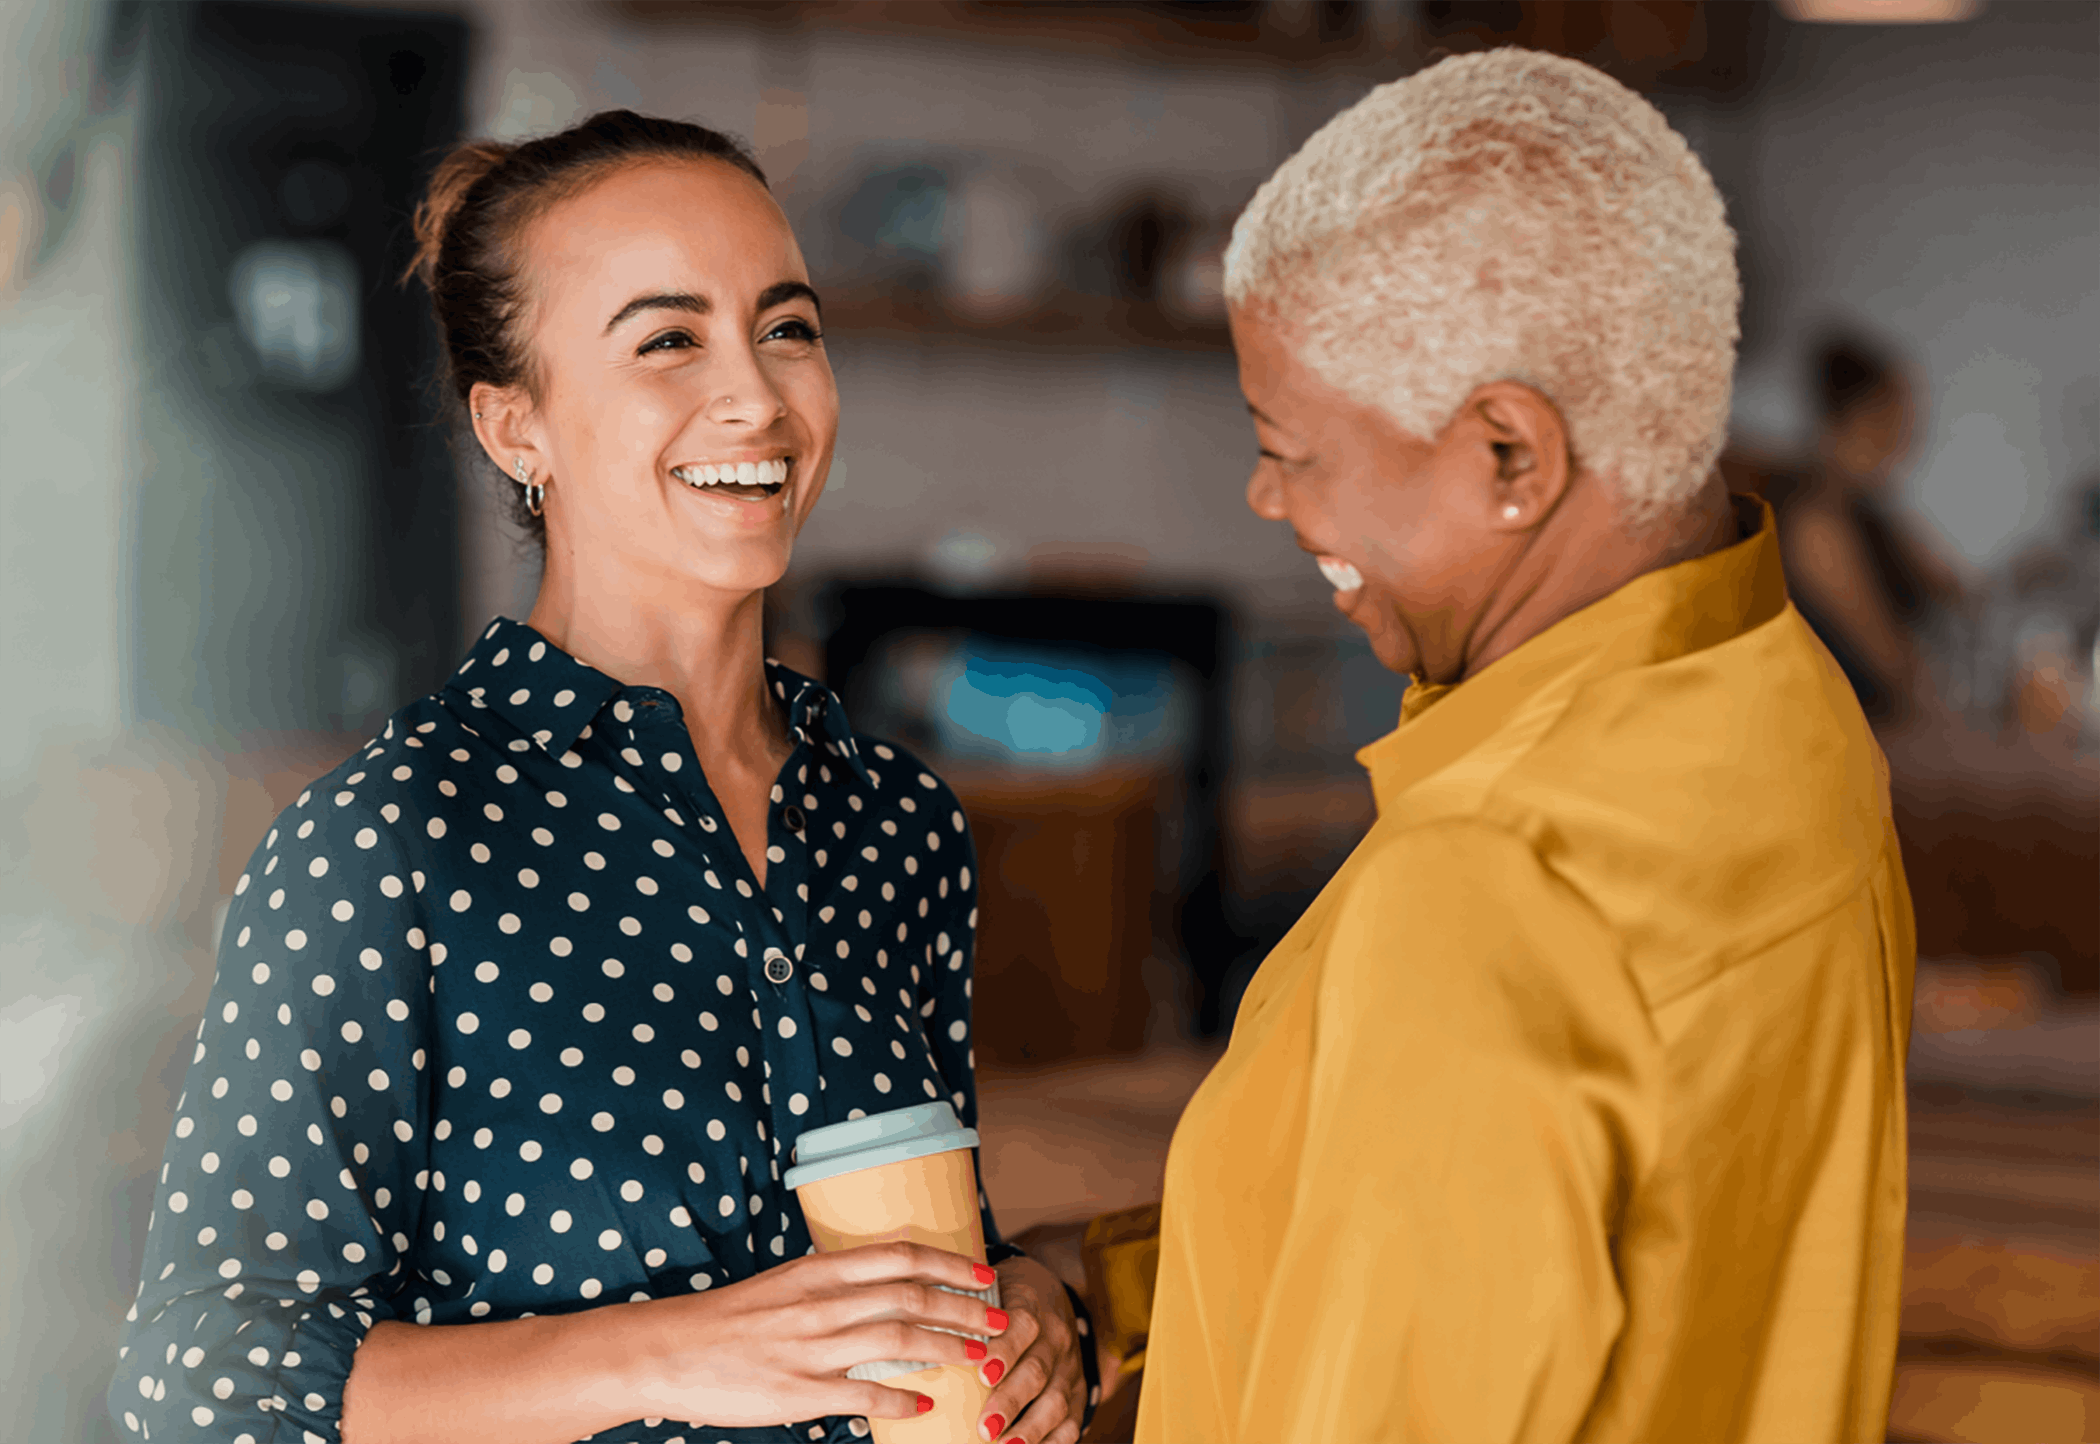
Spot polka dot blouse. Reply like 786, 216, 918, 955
111, 617, 1013, 1444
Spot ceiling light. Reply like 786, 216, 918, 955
1779, 0, 1982, 21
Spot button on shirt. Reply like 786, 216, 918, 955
111, 618, 999, 1444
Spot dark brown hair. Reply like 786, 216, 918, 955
1813, 329, 1901, 426
404, 109, 769, 543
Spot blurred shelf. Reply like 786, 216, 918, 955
820, 285, 1232, 356
611, 0, 1414, 73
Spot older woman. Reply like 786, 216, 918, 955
1134, 51, 1915, 1444
109, 112, 1095, 1444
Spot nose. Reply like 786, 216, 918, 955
1246, 462, 1287, 522
704, 338, 789, 430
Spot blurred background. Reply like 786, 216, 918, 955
1, 1, 2094, 1440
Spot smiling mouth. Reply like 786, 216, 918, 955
672, 457, 789, 501
1315, 555, 1363, 593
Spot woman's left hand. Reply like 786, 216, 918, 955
976, 1256, 1087, 1444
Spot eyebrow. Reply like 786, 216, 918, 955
602, 281, 824, 336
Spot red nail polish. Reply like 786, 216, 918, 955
982, 1413, 1005, 1440
917, 1394, 934, 1414
986, 1307, 1009, 1330
983, 1357, 1006, 1386
965, 1340, 987, 1361
972, 1262, 997, 1286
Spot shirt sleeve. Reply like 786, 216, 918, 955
910, 769, 1003, 1250
1233, 819, 1659, 1444
108, 768, 436, 1443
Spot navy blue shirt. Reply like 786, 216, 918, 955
111, 618, 1011, 1444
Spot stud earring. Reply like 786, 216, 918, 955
473, 410, 483, 420
1502, 503, 1522, 521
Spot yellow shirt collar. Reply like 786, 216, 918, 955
1356, 494, 1787, 809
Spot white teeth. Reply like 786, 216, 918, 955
1316, 556, 1363, 593
677, 458, 789, 489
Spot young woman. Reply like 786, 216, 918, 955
109, 111, 1096, 1444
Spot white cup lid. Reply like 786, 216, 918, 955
783, 1101, 979, 1191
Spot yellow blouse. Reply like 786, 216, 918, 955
1136, 497, 1914, 1444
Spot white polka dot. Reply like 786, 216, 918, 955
550, 1210, 572, 1233
570, 1157, 594, 1180
475, 961, 500, 983
533, 1263, 554, 1285
663, 1089, 684, 1110
508, 1029, 531, 1050
789, 1092, 809, 1115
287, 930, 309, 952
592, 1111, 615, 1132
367, 1069, 389, 1091
539, 1093, 562, 1114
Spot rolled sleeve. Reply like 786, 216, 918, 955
110, 775, 435, 1441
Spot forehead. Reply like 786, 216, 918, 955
522, 158, 803, 317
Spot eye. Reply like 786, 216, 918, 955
638, 329, 697, 356
762, 317, 822, 344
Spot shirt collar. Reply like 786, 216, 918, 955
765, 656, 874, 787
444, 617, 871, 785
1355, 493, 1788, 811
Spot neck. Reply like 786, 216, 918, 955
1457, 472, 1737, 683
523, 545, 784, 764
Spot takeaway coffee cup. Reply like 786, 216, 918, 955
785, 1101, 1000, 1444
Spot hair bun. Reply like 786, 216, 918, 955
403, 139, 514, 290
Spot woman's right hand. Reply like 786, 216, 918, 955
627, 1242, 1008, 1430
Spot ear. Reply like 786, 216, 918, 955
468, 381, 545, 482
1465, 381, 1572, 533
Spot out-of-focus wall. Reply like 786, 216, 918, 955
1726, 2, 2098, 562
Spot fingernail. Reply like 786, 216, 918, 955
986, 1307, 1009, 1331
983, 1357, 1006, 1386
965, 1339, 987, 1361
917, 1394, 934, 1414
972, 1262, 996, 1286
981, 1413, 1005, 1441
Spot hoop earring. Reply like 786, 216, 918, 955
515, 457, 545, 518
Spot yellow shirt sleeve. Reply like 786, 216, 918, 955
1234, 819, 1660, 1444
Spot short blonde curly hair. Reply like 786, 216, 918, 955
1225, 48, 1740, 523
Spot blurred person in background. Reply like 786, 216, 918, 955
1131, 49, 1915, 1444
107, 110, 1095, 1444
1768, 330, 1976, 728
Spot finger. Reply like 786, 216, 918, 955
829, 1240, 999, 1293
979, 1348, 1069, 1444
852, 1380, 941, 1422
839, 1279, 1010, 1341
821, 1316, 999, 1378
977, 1296, 1041, 1389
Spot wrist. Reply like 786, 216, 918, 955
596, 1292, 692, 1418
556, 1295, 678, 1423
